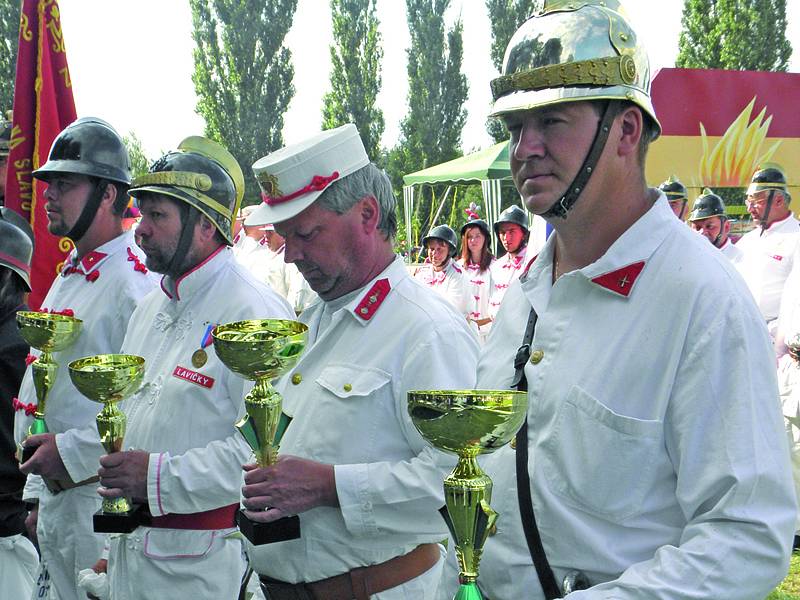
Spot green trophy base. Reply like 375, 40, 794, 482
93, 504, 148, 534
454, 582, 484, 600
236, 509, 300, 545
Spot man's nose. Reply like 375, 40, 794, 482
513, 122, 546, 161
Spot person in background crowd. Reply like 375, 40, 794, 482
232, 204, 267, 264
488, 205, 530, 322
658, 175, 689, 221
14, 117, 156, 600
414, 224, 469, 316
96, 136, 293, 600
0, 111, 11, 206
457, 208, 494, 343
687, 189, 743, 263
241, 124, 478, 599
778, 335, 800, 551
0, 213, 38, 599
736, 164, 799, 339
438, 2, 795, 599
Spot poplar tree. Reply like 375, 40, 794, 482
322, 0, 384, 161
190, 0, 297, 202
676, 0, 791, 71
485, 0, 540, 142
0, 2, 21, 110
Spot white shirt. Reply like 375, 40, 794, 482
14, 230, 158, 485
439, 195, 795, 600
413, 259, 469, 315
736, 214, 800, 324
488, 245, 529, 319
248, 256, 478, 583
249, 245, 318, 314
120, 246, 293, 518
719, 237, 744, 263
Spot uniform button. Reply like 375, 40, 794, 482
291, 373, 302, 385
343, 383, 352, 392
530, 350, 544, 364
359, 307, 369, 315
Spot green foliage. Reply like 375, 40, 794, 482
0, 2, 21, 111
485, 0, 540, 142
122, 132, 152, 181
322, 0, 385, 161
190, 0, 297, 203
387, 0, 469, 244
676, 0, 792, 71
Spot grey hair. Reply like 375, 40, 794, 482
317, 163, 397, 240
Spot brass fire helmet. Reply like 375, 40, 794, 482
129, 137, 245, 245
489, 0, 661, 139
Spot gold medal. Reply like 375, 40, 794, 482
191, 348, 208, 368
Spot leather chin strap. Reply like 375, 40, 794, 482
543, 100, 621, 220
760, 190, 776, 237
65, 178, 109, 242
165, 208, 199, 277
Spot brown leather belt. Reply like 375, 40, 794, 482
259, 542, 440, 600
44, 475, 100, 495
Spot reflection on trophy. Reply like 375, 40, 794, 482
68, 354, 145, 533
16, 311, 82, 463
212, 318, 308, 545
408, 390, 528, 600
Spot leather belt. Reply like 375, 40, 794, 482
259, 542, 440, 600
146, 503, 238, 530
44, 475, 99, 495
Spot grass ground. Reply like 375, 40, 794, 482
768, 553, 800, 599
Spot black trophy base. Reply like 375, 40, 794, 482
18, 443, 35, 465
236, 508, 300, 545
94, 504, 147, 534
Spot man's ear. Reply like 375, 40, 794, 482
616, 105, 644, 159
197, 215, 217, 241
100, 182, 118, 209
359, 195, 380, 232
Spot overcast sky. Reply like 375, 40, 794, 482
56, 0, 800, 160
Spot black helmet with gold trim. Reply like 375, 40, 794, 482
129, 137, 244, 245
688, 189, 726, 222
658, 176, 688, 201
747, 164, 789, 199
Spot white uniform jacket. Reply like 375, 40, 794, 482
413, 259, 469, 316
458, 259, 494, 342
120, 246, 293, 518
736, 214, 800, 326
487, 245, 529, 320
440, 195, 795, 600
249, 244, 318, 314
15, 229, 157, 486
249, 256, 479, 584
719, 238, 744, 263
778, 356, 800, 533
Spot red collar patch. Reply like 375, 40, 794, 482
590, 261, 645, 297
80, 251, 107, 271
353, 278, 391, 321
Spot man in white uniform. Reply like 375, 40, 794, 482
95, 136, 293, 600
15, 118, 156, 600
736, 164, 799, 337
439, 3, 795, 599
658, 175, 689, 221
241, 124, 478, 599
488, 205, 530, 319
414, 224, 469, 316
687, 189, 743, 263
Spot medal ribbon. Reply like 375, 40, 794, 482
199, 324, 215, 351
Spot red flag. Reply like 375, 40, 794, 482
5, 0, 77, 310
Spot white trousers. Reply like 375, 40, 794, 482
0, 533, 38, 600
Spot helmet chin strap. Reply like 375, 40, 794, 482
165, 208, 199, 278
544, 100, 620, 219
65, 178, 110, 243
759, 190, 776, 236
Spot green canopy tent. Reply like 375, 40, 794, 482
401, 142, 513, 257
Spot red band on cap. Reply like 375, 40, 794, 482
261, 171, 340, 206
0, 251, 30, 275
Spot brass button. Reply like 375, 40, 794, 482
359, 307, 369, 315
343, 383, 352, 392
530, 350, 544, 364
291, 373, 302, 385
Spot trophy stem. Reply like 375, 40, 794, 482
239, 377, 282, 467
443, 452, 497, 594
29, 350, 58, 431
97, 399, 130, 514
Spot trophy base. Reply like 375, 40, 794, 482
236, 508, 300, 545
94, 504, 147, 534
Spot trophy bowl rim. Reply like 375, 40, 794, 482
67, 353, 146, 403
212, 318, 309, 340
16, 310, 84, 326
212, 319, 308, 380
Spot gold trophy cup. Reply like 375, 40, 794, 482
68, 354, 145, 533
212, 318, 308, 545
408, 390, 528, 600
16, 311, 83, 463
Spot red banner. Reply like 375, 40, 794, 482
5, 0, 76, 310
